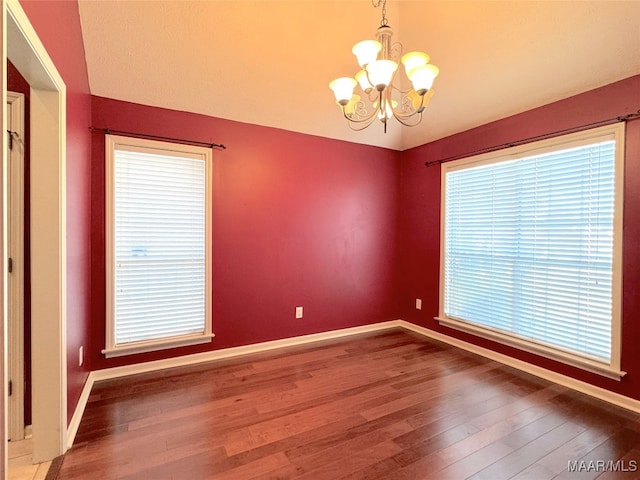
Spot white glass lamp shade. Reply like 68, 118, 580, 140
355, 70, 374, 93
352, 40, 381, 67
366, 60, 398, 90
401, 51, 430, 76
407, 64, 439, 95
329, 77, 357, 105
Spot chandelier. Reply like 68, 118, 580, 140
329, 0, 439, 133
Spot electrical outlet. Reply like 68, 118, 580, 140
295, 306, 303, 319
79, 346, 84, 367
416, 298, 422, 310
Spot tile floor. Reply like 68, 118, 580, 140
8, 439, 50, 480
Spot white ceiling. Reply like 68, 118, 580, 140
77, 1, 640, 151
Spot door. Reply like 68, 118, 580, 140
6, 91, 25, 442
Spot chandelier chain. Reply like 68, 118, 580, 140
372, 0, 388, 27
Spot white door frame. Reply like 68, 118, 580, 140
5, 0, 68, 464
6, 90, 25, 442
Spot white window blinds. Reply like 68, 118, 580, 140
105, 135, 212, 356
440, 125, 623, 373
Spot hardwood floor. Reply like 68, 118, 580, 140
53, 329, 640, 479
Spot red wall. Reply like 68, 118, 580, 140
7, 60, 32, 427
16, 0, 640, 419
397, 75, 640, 400
90, 97, 401, 370
19, 0, 93, 421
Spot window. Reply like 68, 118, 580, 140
437, 124, 624, 379
104, 135, 213, 357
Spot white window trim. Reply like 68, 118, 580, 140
103, 134, 214, 358
436, 123, 625, 380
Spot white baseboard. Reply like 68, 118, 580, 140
66, 373, 95, 450
66, 321, 402, 448
90, 321, 402, 383
66, 318, 640, 449
399, 320, 640, 414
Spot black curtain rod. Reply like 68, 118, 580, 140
90, 127, 226, 150
424, 109, 640, 167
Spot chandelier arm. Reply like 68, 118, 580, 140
366, 89, 379, 103
347, 116, 380, 131
392, 109, 423, 127
391, 94, 426, 119
341, 101, 381, 125
389, 42, 403, 62
363, 69, 376, 95
392, 108, 421, 120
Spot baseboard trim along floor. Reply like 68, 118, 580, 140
66, 319, 640, 450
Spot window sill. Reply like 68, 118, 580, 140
436, 316, 625, 381
103, 333, 215, 358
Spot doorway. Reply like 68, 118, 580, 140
5, 0, 68, 466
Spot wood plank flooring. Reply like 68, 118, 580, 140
53, 329, 640, 479
8, 439, 51, 480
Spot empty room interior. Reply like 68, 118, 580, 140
3, 0, 640, 479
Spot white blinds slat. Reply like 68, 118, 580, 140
113, 148, 207, 345
443, 140, 616, 363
